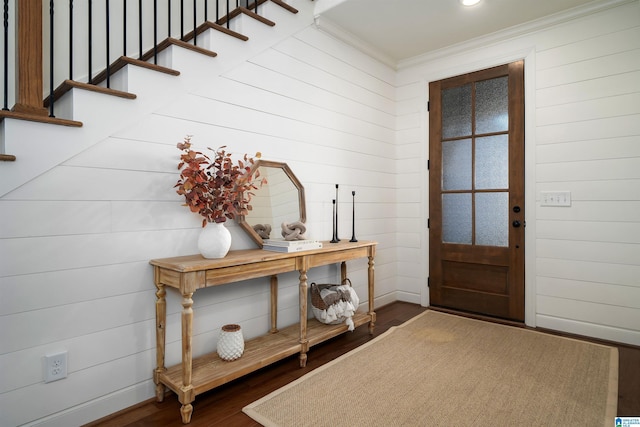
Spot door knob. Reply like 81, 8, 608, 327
512, 220, 521, 228
513, 206, 521, 213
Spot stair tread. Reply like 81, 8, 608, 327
0, 110, 82, 127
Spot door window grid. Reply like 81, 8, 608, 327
441, 76, 509, 247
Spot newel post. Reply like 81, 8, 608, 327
13, 0, 47, 116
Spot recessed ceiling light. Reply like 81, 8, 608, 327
460, 0, 481, 6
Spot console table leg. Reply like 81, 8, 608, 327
368, 312, 377, 335
180, 403, 193, 424
270, 275, 278, 333
368, 252, 376, 335
154, 274, 167, 402
155, 382, 166, 403
180, 292, 195, 423
298, 267, 309, 367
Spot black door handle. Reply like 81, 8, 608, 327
512, 220, 521, 228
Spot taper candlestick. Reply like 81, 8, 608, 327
330, 199, 339, 243
335, 184, 340, 241
350, 191, 358, 242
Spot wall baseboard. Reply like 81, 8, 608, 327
536, 315, 640, 347
395, 291, 421, 306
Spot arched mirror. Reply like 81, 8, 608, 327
237, 160, 306, 247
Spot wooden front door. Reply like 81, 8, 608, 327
429, 61, 525, 322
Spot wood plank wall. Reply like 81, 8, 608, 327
0, 3, 398, 425
1, 1, 638, 425
397, 0, 640, 343
533, 5, 640, 341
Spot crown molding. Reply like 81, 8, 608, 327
398, 0, 635, 69
313, 0, 634, 71
313, 15, 399, 69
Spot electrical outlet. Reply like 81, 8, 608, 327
44, 351, 68, 383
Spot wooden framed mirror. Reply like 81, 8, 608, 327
237, 160, 306, 247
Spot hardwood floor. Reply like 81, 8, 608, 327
85, 302, 640, 426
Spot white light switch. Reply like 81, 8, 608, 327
540, 191, 571, 207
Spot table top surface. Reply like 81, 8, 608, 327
150, 240, 376, 272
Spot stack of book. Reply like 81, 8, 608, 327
262, 239, 323, 253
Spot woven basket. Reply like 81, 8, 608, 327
310, 278, 352, 311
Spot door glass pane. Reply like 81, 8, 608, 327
475, 134, 508, 189
476, 76, 508, 134
442, 84, 471, 139
442, 138, 471, 191
476, 192, 508, 247
442, 193, 472, 244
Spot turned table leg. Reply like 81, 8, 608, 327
153, 273, 166, 402
270, 275, 278, 334
298, 267, 309, 367
180, 404, 193, 424
179, 291, 195, 423
368, 252, 376, 335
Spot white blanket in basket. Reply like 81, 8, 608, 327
312, 284, 359, 331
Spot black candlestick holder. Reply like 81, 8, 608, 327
350, 191, 358, 242
330, 199, 339, 243
334, 184, 340, 241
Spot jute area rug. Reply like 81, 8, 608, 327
243, 310, 618, 427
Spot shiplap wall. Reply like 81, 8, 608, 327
2, 0, 639, 425
397, 0, 640, 344
0, 2, 399, 425
533, 1, 640, 343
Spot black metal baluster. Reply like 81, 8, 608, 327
49, 0, 55, 117
226, 0, 229, 28
123, 0, 127, 57
216, 0, 219, 23
205, 0, 208, 22
153, 0, 157, 64
192, 0, 196, 46
2, 0, 9, 110
69, 0, 73, 80
180, 0, 184, 40
88, 0, 92, 83
168, 0, 171, 38
138, 0, 142, 58
106, 0, 110, 88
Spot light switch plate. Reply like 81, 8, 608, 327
540, 191, 571, 207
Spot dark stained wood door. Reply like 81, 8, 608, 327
429, 61, 525, 321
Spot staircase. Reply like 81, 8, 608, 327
0, 0, 315, 197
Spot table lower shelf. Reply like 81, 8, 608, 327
157, 311, 373, 397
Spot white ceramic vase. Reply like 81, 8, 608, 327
217, 324, 244, 361
197, 221, 232, 259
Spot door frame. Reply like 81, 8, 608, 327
419, 48, 538, 327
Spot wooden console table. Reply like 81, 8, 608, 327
150, 240, 376, 424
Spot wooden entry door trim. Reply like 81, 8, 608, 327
429, 61, 525, 322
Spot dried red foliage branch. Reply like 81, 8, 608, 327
175, 136, 266, 227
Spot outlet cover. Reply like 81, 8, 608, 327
44, 351, 68, 383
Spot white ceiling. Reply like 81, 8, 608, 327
314, 0, 601, 64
